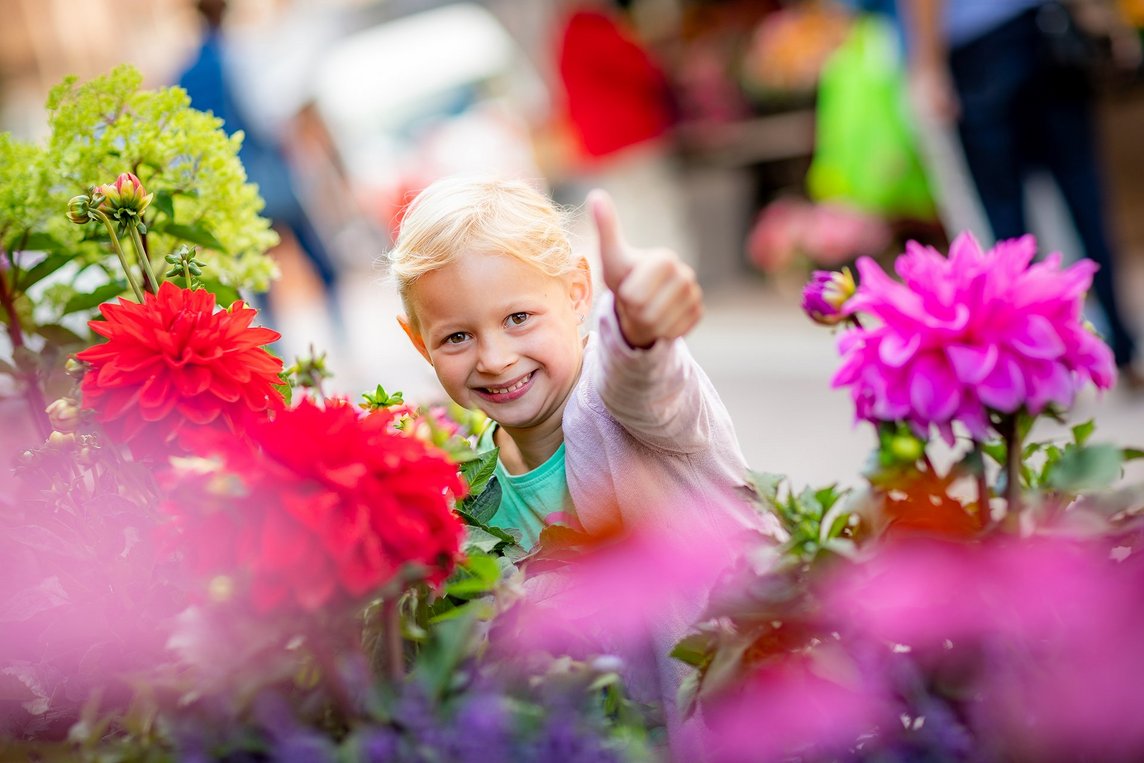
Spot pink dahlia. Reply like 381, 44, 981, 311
832, 233, 1115, 441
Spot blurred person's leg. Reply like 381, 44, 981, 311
949, 12, 1036, 243
1033, 70, 1138, 368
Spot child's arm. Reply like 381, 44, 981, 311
587, 190, 721, 454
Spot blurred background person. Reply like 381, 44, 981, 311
900, 0, 1143, 384
177, 0, 345, 346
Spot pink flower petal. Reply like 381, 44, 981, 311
978, 353, 1027, 412
947, 343, 998, 385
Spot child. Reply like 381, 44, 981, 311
388, 176, 770, 756
389, 175, 767, 546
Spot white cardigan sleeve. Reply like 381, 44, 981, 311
589, 292, 717, 455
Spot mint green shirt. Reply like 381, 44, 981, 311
477, 425, 577, 549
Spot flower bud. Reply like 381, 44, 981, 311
45, 397, 81, 434
67, 194, 94, 225
65, 357, 88, 380
888, 433, 925, 463
801, 267, 857, 326
46, 430, 77, 450
96, 172, 154, 216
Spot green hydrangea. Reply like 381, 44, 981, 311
33, 64, 278, 302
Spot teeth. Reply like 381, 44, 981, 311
487, 373, 530, 395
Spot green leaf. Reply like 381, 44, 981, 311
197, 279, 242, 306
20, 232, 64, 253
151, 189, 175, 219
62, 280, 128, 314
17, 252, 74, 291
444, 554, 500, 599
35, 323, 87, 347
460, 448, 498, 496
1122, 448, 1144, 462
981, 441, 1007, 465
462, 525, 507, 555
1072, 420, 1096, 448
462, 477, 501, 525
412, 610, 477, 701
747, 470, 784, 506
455, 507, 518, 548
156, 221, 228, 253
670, 633, 714, 668
1045, 443, 1124, 493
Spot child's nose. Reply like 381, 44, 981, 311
475, 336, 517, 375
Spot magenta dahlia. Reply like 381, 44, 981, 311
832, 233, 1116, 441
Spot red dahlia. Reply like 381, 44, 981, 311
162, 397, 466, 614
76, 282, 284, 455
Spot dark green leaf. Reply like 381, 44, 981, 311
1045, 443, 1123, 493
156, 221, 227, 253
1122, 448, 1144, 462
460, 448, 498, 496
462, 477, 501, 525
62, 280, 128, 315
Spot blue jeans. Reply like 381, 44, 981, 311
950, 6, 1137, 367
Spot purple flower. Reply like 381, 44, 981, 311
832, 233, 1116, 442
801, 268, 856, 326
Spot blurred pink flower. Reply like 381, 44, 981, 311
822, 537, 1144, 760
748, 199, 890, 274
692, 653, 894, 762
832, 233, 1116, 441
747, 197, 809, 274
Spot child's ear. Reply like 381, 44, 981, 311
568, 256, 593, 317
397, 315, 432, 365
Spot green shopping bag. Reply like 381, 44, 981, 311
807, 15, 935, 219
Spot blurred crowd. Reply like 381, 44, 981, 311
3, 0, 1144, 385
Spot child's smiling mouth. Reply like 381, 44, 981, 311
476, 371, 535, 402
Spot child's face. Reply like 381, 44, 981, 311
402, 249, 591, 436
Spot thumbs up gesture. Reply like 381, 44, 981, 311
589, 189, 703, 349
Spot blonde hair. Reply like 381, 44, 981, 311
387, 176, 578, 311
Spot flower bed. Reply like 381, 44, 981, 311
2, 68, 1144, 762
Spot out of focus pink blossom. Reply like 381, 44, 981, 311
822, 537, 1144, 759
747, 198, 890, 274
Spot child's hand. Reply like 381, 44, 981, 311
588, 189, 703, 349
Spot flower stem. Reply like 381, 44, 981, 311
0, 244, 50, 439
128, 225, 161, 293
973, 441, 991, 529
1001, 415, 1022, 516
93, 212, 145, 301
381, 596, 405, 683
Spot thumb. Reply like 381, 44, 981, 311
588, 189, 631, 291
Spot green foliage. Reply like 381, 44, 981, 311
40, 66, 277, 295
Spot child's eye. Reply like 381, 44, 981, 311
443, 332, 469, 345
506, 312, 529, 326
